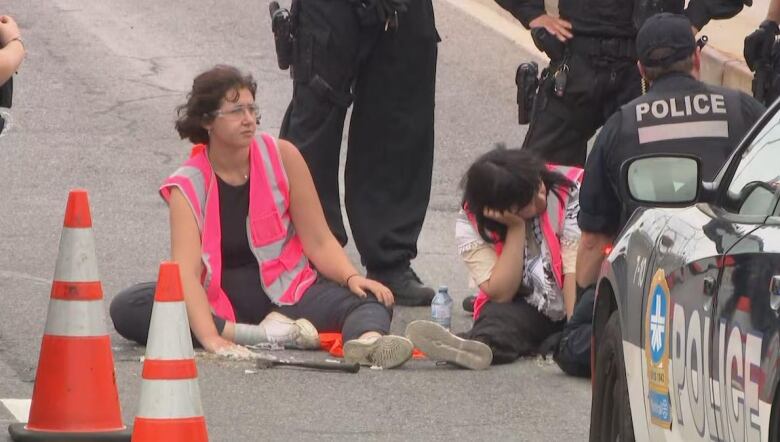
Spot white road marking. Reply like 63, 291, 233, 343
0, 270, 49, 285
1, 399, 31, 423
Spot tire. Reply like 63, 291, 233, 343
769, 384, 780, 442
589, 310, 635, 442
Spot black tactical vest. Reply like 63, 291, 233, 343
619, 75, 745, 182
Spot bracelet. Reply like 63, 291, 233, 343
343, 273, 360, 287
6, 36, 23, 49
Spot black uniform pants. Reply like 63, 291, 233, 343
110, 278, 392, 346
462, 297, 564, 364
280, 0, 438, 272
553, 286, 595, 377
523, 50, 642, 167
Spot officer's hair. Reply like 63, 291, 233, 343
175, 65, 258, 144
642, 49, 695, 82
460, 144, 575, 243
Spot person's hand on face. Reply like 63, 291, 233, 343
483, 182, 548, 225
483, 207, 526, 226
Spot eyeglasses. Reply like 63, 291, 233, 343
212, 104, 261, 121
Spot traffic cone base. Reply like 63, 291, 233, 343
28, 336, 122, 431
8, 425, 131, 442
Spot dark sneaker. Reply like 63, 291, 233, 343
405, 320, 492, 370
343, 335, 413, 369
368, 267, 435, 306
462, 295, 476, 313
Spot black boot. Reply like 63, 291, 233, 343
367, 267, 435, 306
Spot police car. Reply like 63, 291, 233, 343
589, 100, 780, 441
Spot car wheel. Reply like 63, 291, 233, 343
590, 310, 635, 442
769, 385, 780, 441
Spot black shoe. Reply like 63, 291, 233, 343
462, 295, 476, 313
368, 267, 435, 306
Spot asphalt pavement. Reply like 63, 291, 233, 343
0, 1, 591, 440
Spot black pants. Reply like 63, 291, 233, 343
279, 0, 438, 272
109, 279, 392, 346
523, 51, 641, 167
463, 297, 564, 365
553, 286, 595, 377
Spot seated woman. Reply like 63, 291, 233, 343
110, 65, 413, 369
406, 146, 582, 369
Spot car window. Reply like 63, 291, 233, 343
724, 110, 780, 216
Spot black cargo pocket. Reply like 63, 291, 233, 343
293, 28, 331, 85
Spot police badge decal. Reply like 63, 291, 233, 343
645, 268, 672, 429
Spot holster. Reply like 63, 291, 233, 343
531, 28, 566, 62
269, 0, 297, 70
515, 62, 539, 125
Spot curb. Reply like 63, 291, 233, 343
701, 46, 753, 94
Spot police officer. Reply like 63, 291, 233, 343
495, 0, 748, 167
744, 0, 780, 105
556, 13, 766, 378
279, 0, 438, 305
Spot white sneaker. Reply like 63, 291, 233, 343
343, 335, 413, 369
259, 312, 320, 350
405, 320, 492, 370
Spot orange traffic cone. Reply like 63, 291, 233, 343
9, 189, 131, 441
132, 262, 208, 442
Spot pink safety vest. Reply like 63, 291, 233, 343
159, 133, 317, 321
469, 164, 584, 320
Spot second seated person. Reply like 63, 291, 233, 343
110, 65, 414, 369
406, 146, 582, 369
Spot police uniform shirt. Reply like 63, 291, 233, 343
578, 73, 765, 236
495, 0, 745, 36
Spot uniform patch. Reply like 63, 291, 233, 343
645, 269, 672, 429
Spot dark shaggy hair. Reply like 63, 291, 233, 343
174, 65, 258, 144
461, 144, 574, 243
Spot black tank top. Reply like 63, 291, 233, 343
217, 175, 272, 324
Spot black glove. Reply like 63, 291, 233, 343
744, 20, 779, 71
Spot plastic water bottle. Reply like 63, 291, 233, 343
431, 285, 453, 330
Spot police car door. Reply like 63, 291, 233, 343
641, 206, 726, 441
707, 121, 780, 442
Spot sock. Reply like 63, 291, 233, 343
233, 323, 268, 346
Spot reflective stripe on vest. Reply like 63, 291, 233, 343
159, 133, 316, 321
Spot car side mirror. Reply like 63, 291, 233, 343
620, 154, 704, 206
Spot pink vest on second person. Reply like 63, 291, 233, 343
469, 164, 584, 320
159, 133, 317, 322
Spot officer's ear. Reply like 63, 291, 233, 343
691, 48, 702, 79
637, 61, 647, 81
